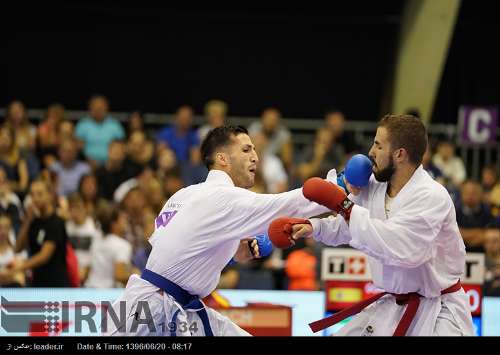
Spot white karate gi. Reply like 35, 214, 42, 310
103, 169, 329, 336
310, 166, 475, 336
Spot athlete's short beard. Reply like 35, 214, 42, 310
374, 157, 395, 182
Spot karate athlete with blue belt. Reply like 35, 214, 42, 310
103, 125, 334, 336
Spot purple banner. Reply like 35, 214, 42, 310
459, 106, 498, 144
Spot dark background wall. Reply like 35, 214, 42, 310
3, 1, 500, 123
432, 1, 500, 124
2, 3, 403, 119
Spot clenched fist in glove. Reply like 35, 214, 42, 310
267, 217, 312, 249
303, 177, 354, 220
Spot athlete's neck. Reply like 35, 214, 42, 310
388, 165, 418, 198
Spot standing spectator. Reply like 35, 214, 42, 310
456, 180, 495, 253
12, 180, 71, 287
127, 131, 155, 176
248, 108, 293, 172
4, 100, 36, 152
95, 140, 137, 201
297, 127, 342, 181
75, 95, 125, 166
156, 105, 201, 165
0, 214, 25, 287
324, 109, 362, 155
37, 103, 66, 159
65, 193, 101, 283
85, 205, 138, 288
0, 126, 29, 195
432, 140, 466, 187
0, 167, 23, 234
49, 138, 91, 197
198, 99, 227, 141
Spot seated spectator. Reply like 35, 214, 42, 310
484, 223, 500, 296
252, 133, 288, 193
155, 146, 178, 180
4, 101, 40, 180
162, 168, 185, 199
157, 105, 201, 165
121, 187, 149, 253
37, 103, 66, 161
456, 180, 495, 253
198, 99, 227, 141
75, 95, 125, 166
0, 126, 29, 194
285, 238, 319, 291
127, 131, 155, 176
13, 180, 71, 287
65, 193, 101, 283
481, 165, 498, 205
59, 120, 75, 141
0, 167, 23, 234
4, 100, 36, 152
248, 108, 293, 171
141, 175, 166, 215
127, 111, 145, 137
49, 138, 91, 197
297, 127, 342, 181
95, 140, 137, 201
432, 140, 466, 187
422, 145, 444, 184
0, 214, 25, 287
131, 208, 156, 272
85, 205, 139, 288
489, 182, 500, 220
78, 174, 109, 219
324, 109, 362, 156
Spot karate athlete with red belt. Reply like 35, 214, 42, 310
269, 115, 474, 336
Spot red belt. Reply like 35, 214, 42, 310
309, 280, 462, 336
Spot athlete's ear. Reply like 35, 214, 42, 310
216, 152, 229, 167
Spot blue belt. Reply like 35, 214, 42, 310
141, 269, 214, 336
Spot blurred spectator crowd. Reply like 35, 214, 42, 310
0, 96, 499, 297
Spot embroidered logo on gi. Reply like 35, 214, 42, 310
155, 211, 178, 229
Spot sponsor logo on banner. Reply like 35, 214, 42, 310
322, 249, 485, 285
322, 248, 371, 281
462, 284, 483, 317
462, 253, 485, 284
